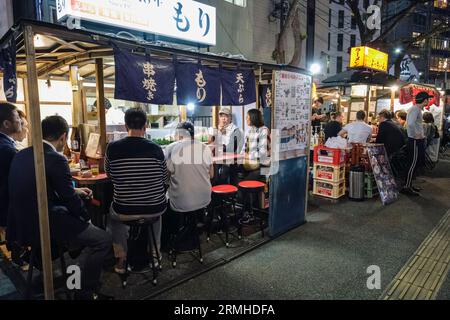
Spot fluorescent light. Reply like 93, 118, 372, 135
83, 82, 115, 88
310, 63, 321, 75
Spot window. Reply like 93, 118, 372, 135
338, 10, 344, 28
328, 33, 331, 51
224, 0, 246, 7
431, 37, 450, 51
413, 13, 426, 27
430, 56, 449, 71
327, 56, 331, 74
412, 32, 426, 48
336, 57, 343, 73
337, 34, 343, 51
329, 9, 332, 28
350, 34, 356, 48
434, 0, 448, 9
351, 15, 357, 30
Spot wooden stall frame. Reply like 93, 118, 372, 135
24, 24, 55, 300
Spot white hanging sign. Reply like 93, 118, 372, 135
56, 0, 216, 46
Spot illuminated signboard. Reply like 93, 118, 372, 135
349, 46, 388, 72
56, 0, 216, 46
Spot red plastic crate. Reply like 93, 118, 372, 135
313, 146, 345, 166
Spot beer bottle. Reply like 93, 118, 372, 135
70, 127, 81, 152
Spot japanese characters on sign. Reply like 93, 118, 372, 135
349, 46, 388, 73
56, 0, 216, 46
176, 63, 221, 106
273, 71, 312, 159
114, 47, 175, 105
0, 37, 17, 103
221, 69, 256, 106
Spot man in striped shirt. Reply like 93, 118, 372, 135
105, 108, 168, 273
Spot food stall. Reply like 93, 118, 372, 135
0, 19, 313, 299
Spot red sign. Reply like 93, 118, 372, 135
399, 84, 440, 108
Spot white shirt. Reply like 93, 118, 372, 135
43, 139, 57, 152
343, 120, 372, 144
105, 106, 125, 125
164, 139, 212, 212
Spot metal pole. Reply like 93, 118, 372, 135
24, 24, 55, 300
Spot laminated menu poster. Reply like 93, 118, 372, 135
366, 144, 399, 205
273, 70, 312, 160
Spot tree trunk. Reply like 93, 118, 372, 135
289, 6, 303, 67
273, 0, 301, 64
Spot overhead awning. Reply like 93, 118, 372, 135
319, 69, 400, 88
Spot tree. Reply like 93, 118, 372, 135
272, 0, 306, 66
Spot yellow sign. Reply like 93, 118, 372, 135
349, 46, 388, 72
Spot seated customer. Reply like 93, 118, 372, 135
324, 111, 343, 142
165, 122, 213, 247
338, 110, 372, 144
105, 108, 168, 273
376, 109, 406, 157
7, 115, 112, 300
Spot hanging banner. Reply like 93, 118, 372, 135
176, 63, 221, 106
0, 36, 17, 102
259, 84, 273, 108
221, 69, 256, 105
114, 47, 175, 105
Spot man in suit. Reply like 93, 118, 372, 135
0, 103, 21, 239
7, 115, 112, 300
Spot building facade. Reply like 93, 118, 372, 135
383, 0, 450, 88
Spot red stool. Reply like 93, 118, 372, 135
208, 184, 240, 247
238, 180, 266, 237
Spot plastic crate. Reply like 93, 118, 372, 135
313, 146, 345, 166
313, 163, 345, 182
313, 179, 346, 199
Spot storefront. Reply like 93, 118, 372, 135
0, 19, 313, 299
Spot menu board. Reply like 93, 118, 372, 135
366, 144, 399, 205
273, 70, 312, 159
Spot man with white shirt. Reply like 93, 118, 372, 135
401, 91, 430, 196
338, 110, 372, 144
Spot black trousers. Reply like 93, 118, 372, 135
405, 138, 425, 188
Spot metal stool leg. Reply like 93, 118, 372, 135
231, 199, 242, 239
149, 222, 162, 270
25, 248, 35, 300
195, 213, 203, 263
147, 225, 157, 285
222, 199, 230, 247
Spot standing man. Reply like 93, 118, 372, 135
402, 91, 430, 196
312, 97, 326, 135
0, 103, 21, 240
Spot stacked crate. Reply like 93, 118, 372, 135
364, 172, 379, 199
312, 146, 346, 199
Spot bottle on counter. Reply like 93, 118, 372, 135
70, 127, 81, 152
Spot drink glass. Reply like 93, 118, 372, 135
91, 164, 99, 176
